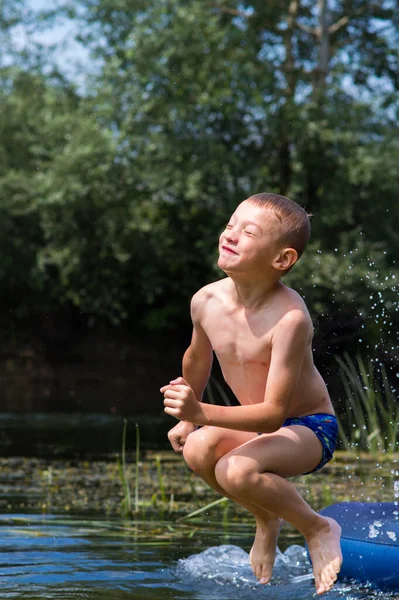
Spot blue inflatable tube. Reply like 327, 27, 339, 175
320, 502, 399, 590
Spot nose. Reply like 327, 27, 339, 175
225, 227, 239, 244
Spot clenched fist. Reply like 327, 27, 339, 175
167, 421, 197, 452
160, 377, 205, 424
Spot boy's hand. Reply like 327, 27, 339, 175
167, 421, 196, 452
161, 377, 204, 424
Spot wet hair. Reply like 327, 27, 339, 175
245, 192, 311, 259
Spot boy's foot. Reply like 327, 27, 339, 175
249, 517, 282, 584
305, 517, 342, 595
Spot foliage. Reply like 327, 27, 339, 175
0, 0, 398, 361
336, 353, 399, 455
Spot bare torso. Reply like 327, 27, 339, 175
199, 278, 334, 418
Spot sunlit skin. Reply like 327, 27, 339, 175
161, 200, 342, 594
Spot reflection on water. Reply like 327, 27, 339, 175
0, 515, 397, 600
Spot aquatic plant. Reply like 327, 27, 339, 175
336, 353, 399, 454
134, 422, 140, 512
150, 455, 171, 514
177, 497, 229, 522
117, 419, 142, 516
155, 455, 167, 504
119, 421, 183, 518
117, 419, 132, 516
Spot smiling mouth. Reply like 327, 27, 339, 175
221, 245, 239, 255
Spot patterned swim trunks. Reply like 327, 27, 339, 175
281, 413, 338, 474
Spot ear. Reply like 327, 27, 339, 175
272, 248, 298, 272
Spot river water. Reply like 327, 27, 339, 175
0, 514, 396, 600
1, 413, 399, 598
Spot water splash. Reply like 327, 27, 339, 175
176, 543, 312, 596
175, 544, 398, 599
368, 520, 385, 539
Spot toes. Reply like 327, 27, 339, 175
326, 562, 338, 584
253, 563, 271, 584
316, 583, 325, 595
316, 569, 333, 595
314, 574, 324, 595
329, 562, 338, 582
317, 563, 338, 595
260, 566, 271, 584
322, 566, 332, 585
321, 568, 333, 589
332, 556, 342, 574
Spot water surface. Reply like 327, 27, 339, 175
0, 514, 396, 600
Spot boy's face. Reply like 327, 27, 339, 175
218, 201, 286, 275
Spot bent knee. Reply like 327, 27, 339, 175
183, 428, 219, 473
215, 455, 259, 494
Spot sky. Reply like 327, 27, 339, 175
11, 0, 397, 111
11, 0, 90, 81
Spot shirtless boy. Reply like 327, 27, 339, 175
161, 193, 342, 595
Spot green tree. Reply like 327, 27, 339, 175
1, 0, 398, 355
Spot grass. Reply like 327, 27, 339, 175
117, 417, 237, 523
118, 419, 200, 518
155, 455, 167, 503
118, 419, 143, 517
134, 421, 140, 512
177, 497, 229, 522
118, 419, 132, 516
336, 352, 399, 455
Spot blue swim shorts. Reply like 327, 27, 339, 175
282, 413, 338, 474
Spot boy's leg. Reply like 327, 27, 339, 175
183, 426, 283, 579
183, 426, 283, 520
213, 426, 342, 596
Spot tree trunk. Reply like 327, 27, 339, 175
313, 0, 330, 92
279, 0, 299, 195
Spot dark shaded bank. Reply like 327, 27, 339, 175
0, 312, 240, 417
0, 314, 188, 414
0, 413, 174, 458
2, 310, 393, 429
0, 310, 362, 417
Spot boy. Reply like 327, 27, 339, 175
161, 193, 342, 595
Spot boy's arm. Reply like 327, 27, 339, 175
166, 292, 213, 452
163, 310, 310, 433
182, 291, 214, 399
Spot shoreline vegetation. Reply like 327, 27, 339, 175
1, 451, 398, 522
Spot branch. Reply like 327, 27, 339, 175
216, 6, 251, 18
299, 14, 349, 39
328, 2, 385, 36
328, 15, 349, 35
297, 22, 317, 36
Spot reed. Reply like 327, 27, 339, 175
134, 422, 140, 513
118, 418, 132, 517
177, 497, 229, 522
336, 353, 399, 454
155, 455, 167, 503
117, 419, 142, 517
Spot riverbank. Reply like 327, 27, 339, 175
1, 451, 398, 520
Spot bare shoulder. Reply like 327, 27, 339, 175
190, 279, 227, 323
275, 284, 313, 335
